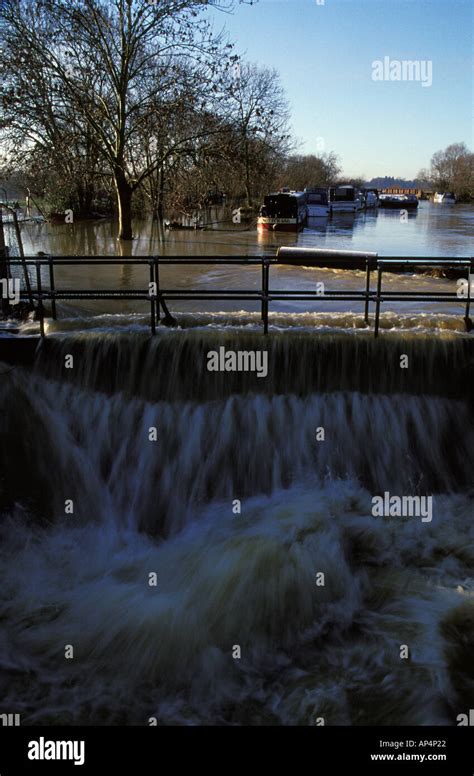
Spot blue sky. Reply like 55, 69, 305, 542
210, 0, 473, 179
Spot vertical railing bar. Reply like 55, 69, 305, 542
48, 255, 57, 320
364, 258, 371, 325
149, 261, 156, 335
374, 262, 383, 338
36, 260, 45, 337
464, 260, 472, 330
154, 256, 161, 322
263, 259, 270, 335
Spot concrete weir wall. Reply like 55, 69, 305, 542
1, 332, 473, 403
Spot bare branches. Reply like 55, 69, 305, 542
0, 0, 295, 236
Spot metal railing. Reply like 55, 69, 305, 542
5, 251, 474, 337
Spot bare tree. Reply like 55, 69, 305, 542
429, 142, 473, 198
0, 0, 250, 239
281, 152, 341, 191
1, 43, 106, 215
222, 61, 291, 206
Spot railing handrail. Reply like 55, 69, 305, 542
4, 253, 473, 338
10, 258, 474, 269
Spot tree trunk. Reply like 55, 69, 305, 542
157, 165, 165, 220
114, 170, 133, 240
244, 137, 251, 207
152, 165, 165, 221
83, 182, 94, 217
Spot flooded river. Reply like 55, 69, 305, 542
5, 200, 474, 332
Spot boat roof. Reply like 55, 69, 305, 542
267, 190, 306, 197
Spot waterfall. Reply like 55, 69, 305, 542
32, 330, 474, 401
0, 329, 473, 726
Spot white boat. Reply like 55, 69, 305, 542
329, 185, 363, 213
304, 187, 330, 217
433, 192, 456, 204
364, 189, 379, 208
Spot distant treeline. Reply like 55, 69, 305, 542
368, 144, 474, 201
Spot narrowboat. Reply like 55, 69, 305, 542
378, 194, 419, 210
257, 191, 307, 231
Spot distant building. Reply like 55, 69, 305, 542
381, 187, 434, 200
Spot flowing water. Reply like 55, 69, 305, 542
0, 203, 473, 726
0, 329, 473, 726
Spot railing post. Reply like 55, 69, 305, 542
36, 261, 45, 337
364, 259, 371, 325
154, 257, 161, 322
48, 256, 57, 320
149, 260, 156, 335
263, 259, 270, 335
464, 262, 472, 331
374, 262, 383, 338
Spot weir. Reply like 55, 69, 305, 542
0, 295, 473, 726
1, 337, 473, 534
28, 330, 474, 402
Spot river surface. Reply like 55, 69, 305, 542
5, 201, 474, 333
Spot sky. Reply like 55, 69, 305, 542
209, 0, 473, 179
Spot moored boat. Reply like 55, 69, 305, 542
363, 188, 379, 208
257, 191, 307, 231
433, 192, 456, 204
304, 187, 330, 217
378, 194, 419, 210
164, 219, 205, 230
329, 185, 363, 213
235, 206, 254, 222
